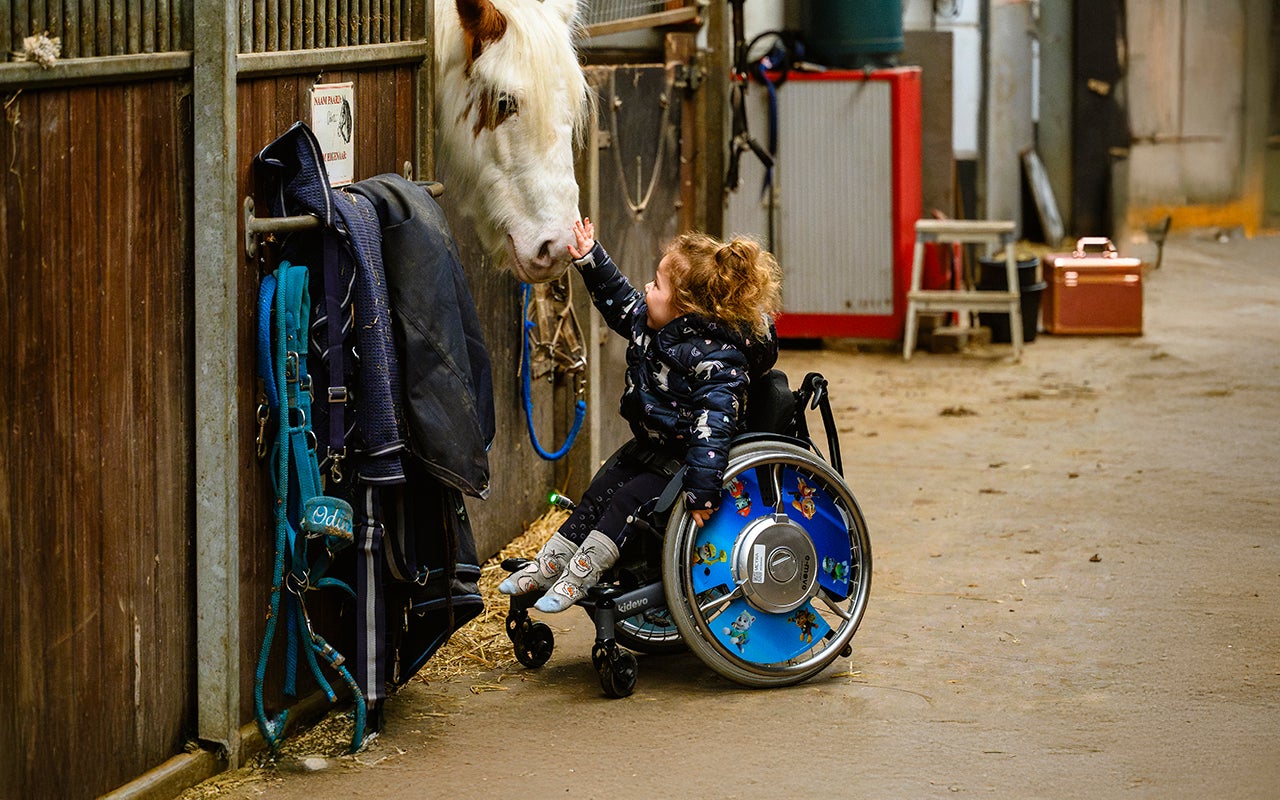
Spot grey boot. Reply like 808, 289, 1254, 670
498, 532, 578, 595
535, 531, 620, 613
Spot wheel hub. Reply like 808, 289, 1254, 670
731, 513, 819, 614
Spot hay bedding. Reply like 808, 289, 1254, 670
414, 507, 568, 682
179, 509, 566, 794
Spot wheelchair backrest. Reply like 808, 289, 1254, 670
745, 369, 798, 436
743, 369, 844, 477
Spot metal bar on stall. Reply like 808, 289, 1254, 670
0, 53, 191, 89
303, 0, 314, 49
142, 0, 155, 53
417, 0, 434, 183
1, 6, 9, 63
236, 40, 427, 77
111, 0, 125, 55
158, 0, 171, 52
127, 0, 142, 54
291, 0, 302, 49
193, 0, 242, 766
242, 181, 444, 260
64, 0, 79, 59
32, 2, 48, 45
97, 0, 108, 53
266, 0, 278, 52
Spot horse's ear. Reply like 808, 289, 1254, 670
456, 0, 509, 64
542, 0, 581, 26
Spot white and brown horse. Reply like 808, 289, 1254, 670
435, 0, 590, 283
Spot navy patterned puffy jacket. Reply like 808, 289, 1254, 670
573, 242, 779, 511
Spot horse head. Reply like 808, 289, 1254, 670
435, 0, 589, 283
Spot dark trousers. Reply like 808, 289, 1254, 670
560, 455, 671, 547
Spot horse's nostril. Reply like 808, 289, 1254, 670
531, 240, 555, 268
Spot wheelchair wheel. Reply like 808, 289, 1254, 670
592, 641, 638, 698
614, 608, 684, 654
661, 440, 871, 688
603, 529, 685, 654
508, 616, 555, 668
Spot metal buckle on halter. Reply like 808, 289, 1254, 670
255, 401, 271, 459
328, 385, 348, 403
327, 447, 347, 484
284, 352, 299, 383
285, 568, 310, 595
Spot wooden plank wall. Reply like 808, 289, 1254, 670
0, 78, 194, 799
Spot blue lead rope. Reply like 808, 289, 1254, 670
520, 282, 585, 460
254, 260, 366, 754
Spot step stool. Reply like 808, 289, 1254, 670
903, 219, 1023, 360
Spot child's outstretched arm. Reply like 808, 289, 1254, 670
567, 219, 643, 338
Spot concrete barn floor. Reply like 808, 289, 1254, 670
184, 232, 1280, 799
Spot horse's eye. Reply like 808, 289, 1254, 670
496, 93, 519, 120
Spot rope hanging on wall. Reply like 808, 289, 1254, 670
520, 277, 586, 460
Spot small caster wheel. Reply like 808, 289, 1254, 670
592, 641, 637, 698
514, 621, 554, 668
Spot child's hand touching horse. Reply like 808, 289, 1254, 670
568, 217, 595, 260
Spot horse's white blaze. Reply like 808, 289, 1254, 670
435, 0, 589, 283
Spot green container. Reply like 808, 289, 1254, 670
800, 0, 904, 69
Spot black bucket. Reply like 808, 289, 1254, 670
977, 256, 1043, 344
800, 0, 904, 69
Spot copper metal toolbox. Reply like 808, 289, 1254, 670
1043, 238, 1144, 335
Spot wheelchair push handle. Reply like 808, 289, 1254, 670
795, 372, 843, 478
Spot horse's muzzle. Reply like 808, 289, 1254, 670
508, 234, 571, 283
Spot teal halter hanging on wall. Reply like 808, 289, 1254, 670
254, 259, 367, 753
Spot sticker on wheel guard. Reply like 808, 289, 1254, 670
712, 598, 832, 664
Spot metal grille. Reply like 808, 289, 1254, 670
783, 80, 895, 315
4, 0, 190, 59
582, 0, 680, 27
239, 0, 416, 53
2, 2, 419, 60
723, 79, 897, 317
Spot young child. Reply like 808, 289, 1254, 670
499, 218, 782, 613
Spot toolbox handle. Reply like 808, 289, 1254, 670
1073, 237, 1119, 258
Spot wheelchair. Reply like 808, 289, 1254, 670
501, 370, 872, 697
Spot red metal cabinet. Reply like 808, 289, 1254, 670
722, 68, 923, 339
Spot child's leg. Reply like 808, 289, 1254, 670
499, 456, 639, 596
535, 466, 669, 613
533, 530, 620, 612
497, 531, 578, 595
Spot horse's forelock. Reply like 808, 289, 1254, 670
480, 0, 589, 139
457, 0, 509, 69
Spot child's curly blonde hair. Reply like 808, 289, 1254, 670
663, 233, 782, 338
